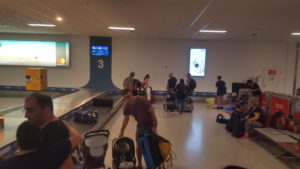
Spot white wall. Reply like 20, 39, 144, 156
0, 33, 89, 88
112, 38, 297, 93
0, 34, 298, 94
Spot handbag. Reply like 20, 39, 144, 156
156, 135, 176, 167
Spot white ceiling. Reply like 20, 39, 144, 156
1, 0, 300, 42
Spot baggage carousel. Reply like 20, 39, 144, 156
0, 87, 123, 159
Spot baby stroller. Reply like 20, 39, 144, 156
163, 90, 177, 112
81, 130, 110, 169
112, 137, 136, 169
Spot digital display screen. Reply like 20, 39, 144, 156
91, 46, 110, 56
189, 48, 206, 76
0, 40, 70, 67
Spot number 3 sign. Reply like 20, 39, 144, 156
98, 59, 104, 69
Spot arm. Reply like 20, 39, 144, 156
63, 121, 82, 149
148, 107, 158, 134
119, 115, 130, 137
247, 112, 260, 121
59, 121, 83, 169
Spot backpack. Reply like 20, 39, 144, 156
226, 111, 245, 138
216, 114, 228, 124
231, 112, 245, 138
270, 111, 286, 129
189, 79, 196, 90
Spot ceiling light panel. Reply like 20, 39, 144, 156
28, 24, 56, 27
108, 26, 135, 31
199, 30, 227, 33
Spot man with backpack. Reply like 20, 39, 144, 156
186, 73, 196, 96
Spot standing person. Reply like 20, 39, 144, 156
119, 89, 158, 169
24, 93, 76, 169
186, 73, 196, 96
123, 72, 135, 92
142, 74, 151, 101
216, 76, 227, 109
141, 74, 150, 88
0, 121, 82, 169
176, 79, 187, 113
246, 79, 262, 98
132, 78, 142, 96
167, 73, 177, 91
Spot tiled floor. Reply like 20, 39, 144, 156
103, 102, 292, 169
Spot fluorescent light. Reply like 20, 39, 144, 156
28, 24, 56, 27
291, 32, 300, 36
199, 30, 227, 33
108, 26, 135, 31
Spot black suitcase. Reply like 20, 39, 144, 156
93, 98, 113, 107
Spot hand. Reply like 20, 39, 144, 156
119, 131, 124, 137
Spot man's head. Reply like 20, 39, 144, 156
169, 73, 173, 78
122, 89, 135, 104
187, 73, 191, 79
16, 121, 43, 150
130, 72, 135, 78
24, 93, 54, 125
246, 79, 253, 86
217, 76, 222, 80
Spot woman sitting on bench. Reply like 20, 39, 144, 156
241, 97, 264, 139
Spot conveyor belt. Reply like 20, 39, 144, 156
0, 88, 122, 158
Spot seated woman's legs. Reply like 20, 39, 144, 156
242, 120, 263, 139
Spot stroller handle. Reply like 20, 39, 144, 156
84, 129, 110, 138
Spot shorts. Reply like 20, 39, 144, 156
217, 90, 226, 96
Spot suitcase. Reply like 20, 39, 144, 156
138, 132, 164, 169
74, 110, 98, 124
93, 98, 113, 107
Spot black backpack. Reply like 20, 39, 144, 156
216, 114, 227, 124
231, 111, 245, 138
189, 79, 196, 90
226, 111, 245, 138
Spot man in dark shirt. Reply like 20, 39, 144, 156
0, 121, 82, 169
167, 73, 177, 91
246, 79, 262, 97
24, 93, 75, 168
119, 89, 158, 169
216, 76, 226, 109
186, 73, 196, 96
